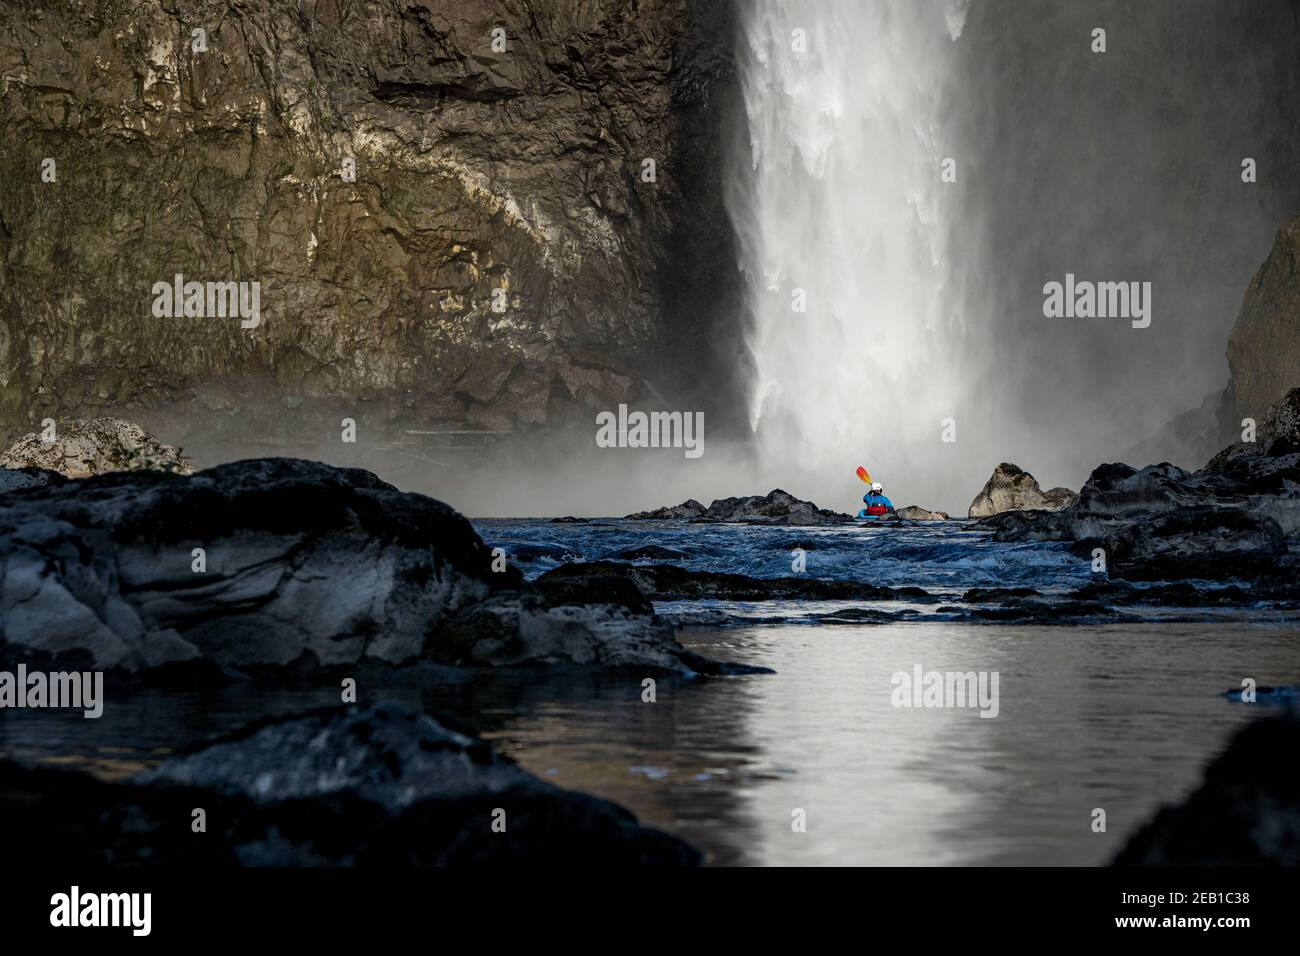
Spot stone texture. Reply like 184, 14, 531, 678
1227, 213, 1300, 423
625, 498, 707, 520
629, 489, 852, 526
967, 463, 1076, 518
0, 704, 701, 865
889, 505, 950, 521
0, 457, 752, 680
1, 417, 192, 478
0, 0, 743, 452
975, 389, 1300, 581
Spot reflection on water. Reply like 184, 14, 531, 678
2, 622, 1296, 865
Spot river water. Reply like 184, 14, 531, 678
2, 519, 1296, 866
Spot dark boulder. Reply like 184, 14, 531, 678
0, 459, 746, 681
0, 704, 701, 866
699, 489, 854, 526
625, 499, 707, 520
1114, 715, 1300, 865
628, 490, 852, 526
1104, 508, 1286, 581
972, 389, 1300, 582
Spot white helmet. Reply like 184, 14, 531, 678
870, 482, 883, 493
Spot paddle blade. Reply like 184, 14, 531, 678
856, 466, 872, 484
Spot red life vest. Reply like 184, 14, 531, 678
865, 503, 888, 516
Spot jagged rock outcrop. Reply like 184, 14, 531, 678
1, 418, 192, 478
1227, 212, 1300, 424
1124, 211, 1300, 469
0, 704, 700, 865
627, 489, 852, 526
1114, 714, 1300, 865
0, 0, 742, 452
976, 388, 1300, 580
1102, 508, 1286, 581
967, 463, 1076, 518
626, 498, 707, 520
0, 458, 757, 680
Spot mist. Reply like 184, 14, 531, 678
723, 0, 1300, 517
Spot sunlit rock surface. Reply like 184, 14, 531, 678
967, 463, 1076, 518
1, 418, 192, 478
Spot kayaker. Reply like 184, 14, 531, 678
859, 482, 895, 518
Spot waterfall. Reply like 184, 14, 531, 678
728, 0, 969, 511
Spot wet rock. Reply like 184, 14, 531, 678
549, 517, 589, 524
0, 467, 65, 495
1, 418, 192, 478
1103, 508, 1286, 581
699, 489, 854, 525
535, 570, 656, 616
630, 490, 852, 526
811, 608, 905, 625
1068, 581, 1257, 606
626, 499, 707, 520
0, 459, 744, 681
973, 389, 1300, 582
1114, 715, 1300, 865
967, 463, 1076, 518
0, 704, 701, 865
960, 599, 1128, 624
1205, 385, 1300, 470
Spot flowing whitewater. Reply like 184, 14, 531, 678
728, 0, 972, 513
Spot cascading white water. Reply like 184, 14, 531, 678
728, 0, 970, 511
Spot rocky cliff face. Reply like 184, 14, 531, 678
0, 0, 741, 454
1227, 211, 1300, 423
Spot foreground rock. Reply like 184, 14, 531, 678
967, 463, 1076, 518
627, 489, 853, 526
0, 704, 699, 865
1, 418, 192, 478
1114, 715, 1300, 865
0, 466, 64, 495
975, 388, 1300, 581
0, 458, 758, 681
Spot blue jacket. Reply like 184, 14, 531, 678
861, 493, 894, 513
